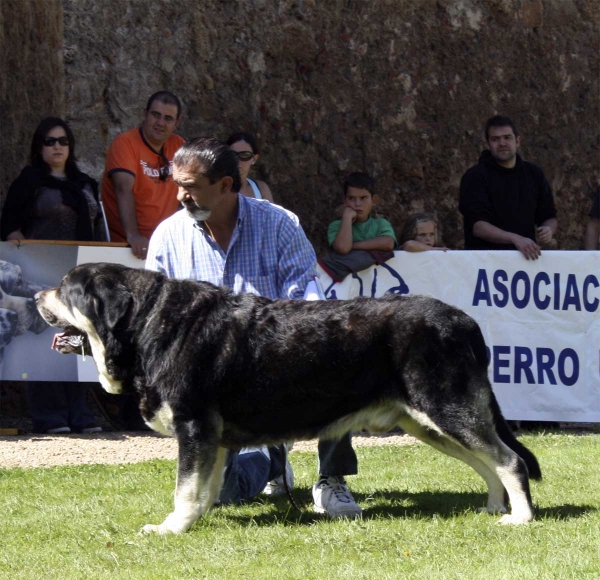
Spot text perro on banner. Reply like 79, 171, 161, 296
317, 250, 600, 423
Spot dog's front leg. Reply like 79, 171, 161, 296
141, 436, 227, 535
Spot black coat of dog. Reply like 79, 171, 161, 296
36, 262, 541, 534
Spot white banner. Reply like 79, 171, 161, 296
317, 250, 600, 423
2, 243, 599, 421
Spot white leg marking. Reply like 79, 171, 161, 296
494, 465, 534, 525
470, 443, 534, 525
141, 468, 203, 535
146, 402, 176, 437
141, 447, 227, 535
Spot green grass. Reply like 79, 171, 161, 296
1, 433, 599, 580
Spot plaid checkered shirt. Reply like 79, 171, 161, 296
145, 194, 317, 299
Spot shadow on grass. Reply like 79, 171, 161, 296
535, 504, 597, 520
221, 488, 596, 527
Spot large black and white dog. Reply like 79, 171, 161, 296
36, 262, 541, 534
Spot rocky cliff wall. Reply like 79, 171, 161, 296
0, 0, 65, 200
2, 0, 599, 252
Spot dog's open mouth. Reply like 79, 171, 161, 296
51, 327, 91, 356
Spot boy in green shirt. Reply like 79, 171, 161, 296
319, 172, 397, 282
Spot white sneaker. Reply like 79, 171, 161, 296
263, 443, 294, 496
81, 426, 103, 434
313, 476, 363, 519
46, 426, 71, 434
263, 457, 294, 496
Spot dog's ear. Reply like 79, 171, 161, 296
29, 312, 49, 335
95, 286, 133, 330
91, 284, 135, 382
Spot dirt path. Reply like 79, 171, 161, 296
0, 431, 418, 469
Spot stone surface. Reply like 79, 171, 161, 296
0, 0, 65, 200
1, 0, 599, 252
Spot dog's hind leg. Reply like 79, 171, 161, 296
401, 420, 509, 516
433, 442, 508, 515
428, 433, 534, 524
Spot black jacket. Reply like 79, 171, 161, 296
459, 150, 557, 250
1, 165, 100, 241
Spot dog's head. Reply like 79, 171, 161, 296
0, 287, 43, 335
0, 308, 19, 349
0, 260, 49, 335
0, 261, 46, 298
0, 261, 22, 295
36, 262, 146, 383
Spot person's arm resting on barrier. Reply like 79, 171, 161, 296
472, 220, 541, 260
352, 217, 396, 252
111, 171, 149, 259
352, 236, 395, 252
401, 239, 448, 252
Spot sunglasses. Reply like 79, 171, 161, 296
43, 137, 69, 147
233, 151, 254, 162
158, 152, 171, 181
158, 165, 170, 181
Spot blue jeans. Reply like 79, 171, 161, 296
220, 448, 274, 504
218, 433, 357, 504
27, 382, 97, 432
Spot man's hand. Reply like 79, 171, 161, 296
512, 234, 542, 260
7, 230, 25, 242
536, 226, 553, 245
127, 233, 150, 260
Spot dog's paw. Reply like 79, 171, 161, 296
478, 505, 508, 515
139, 522, 187, 535
139, 523, 173, 535
139, 511, 196, 535
497, 513, 533, 526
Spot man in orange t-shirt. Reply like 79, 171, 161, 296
102, 91, 185, 258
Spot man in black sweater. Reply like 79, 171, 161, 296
459, 115, 558, 260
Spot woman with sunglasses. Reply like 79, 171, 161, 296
1, 117, 105, 243
226, 132, 274, 202
1, 116, 104, 434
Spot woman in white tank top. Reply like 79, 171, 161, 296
227, 132, 274, 202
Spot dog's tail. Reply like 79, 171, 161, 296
468, 322, 542, 482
